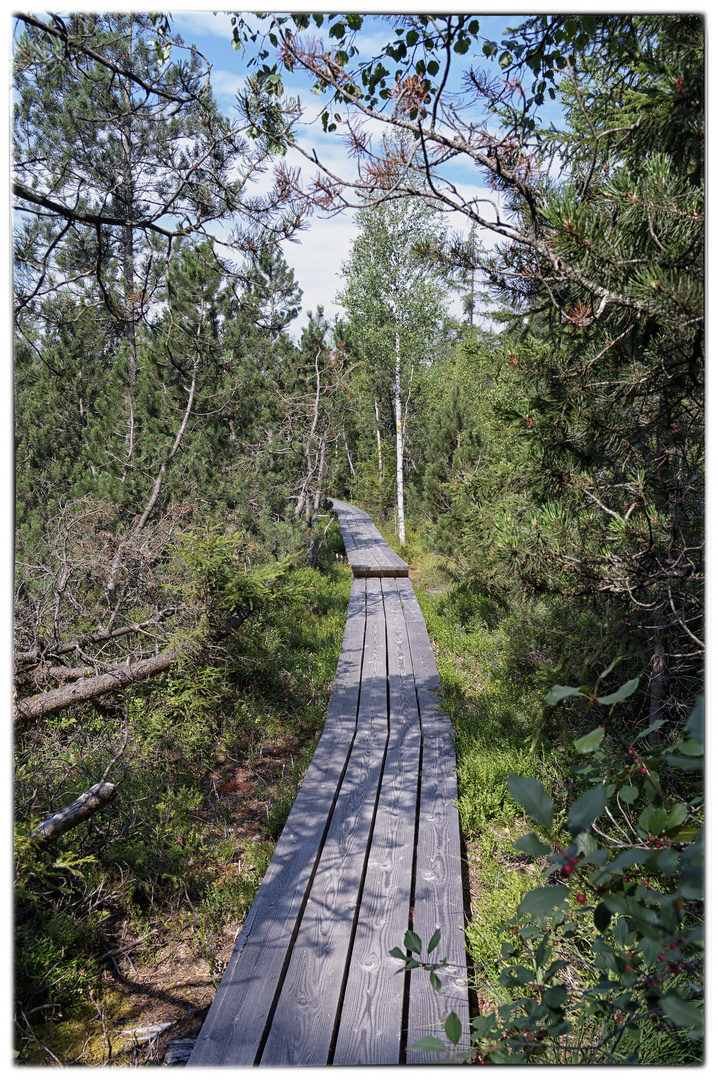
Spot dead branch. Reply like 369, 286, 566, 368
31, 780, 118, 844
15, 648, 178, 725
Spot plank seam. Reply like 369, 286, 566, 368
397, 579, 424, 1066
253, 580, 369, 1066
326, 579, 393, 1065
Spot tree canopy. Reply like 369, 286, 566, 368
13, 11, 703, 1065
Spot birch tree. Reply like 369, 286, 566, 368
337, 196, 449, 542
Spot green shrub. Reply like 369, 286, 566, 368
394, 676, 704, 1065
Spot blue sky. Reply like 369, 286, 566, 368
163, 10, 533, 327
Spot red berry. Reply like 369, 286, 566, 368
576, 893, 587, 905
597, 885, 607, 895
561, 864, 573, 876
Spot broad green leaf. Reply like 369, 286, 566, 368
567, 784, 607, 836
574, 726, 605, 753
685, 697, 704, 748
471, 1015, 496, 1038
410, 1035, 449, 1054
543, 984, 568, 1009
517, 885, 570, 917
659, 993, 703, 1030
574, 830, 599, 855
666, 825, 698, 843
404, 930, 422, 954
594, 901, 612, 931
507, 773, 554, 829
598, 658, 621, 680
514, 832, 552, 857
389, 946, 406, 960
619, 784, 639, 804
545, 684, 585, 706
603, 847, 651, 873
664, 753, 703, 771
500, 965, 536, 988
636, 715, 669, 739
427, 927, 441, 954
677, 738, 703, 757
597, 677, 640, 706
444, 1011, 463, 1045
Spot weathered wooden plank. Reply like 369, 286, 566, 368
396, 579, 470, 1062
331, 499, 409, 577
258, 577, 390, 1066
187, 579, 367, 1068
332, 578, 421, 1065
189, 510, 467, 1068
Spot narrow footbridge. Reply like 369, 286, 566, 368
188, 500, 468, 1067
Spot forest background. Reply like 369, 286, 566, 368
9, 3, 706, 1066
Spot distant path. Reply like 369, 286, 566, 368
330, 498, 410, 576
187, 501, 468, 1066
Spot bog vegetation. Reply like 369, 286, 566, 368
13, 12, 702, 1065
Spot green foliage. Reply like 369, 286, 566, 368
13, 561, 350, 1057
395, 682, 703, 1065
14, 827, 107, 1016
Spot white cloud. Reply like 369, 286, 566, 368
171, 11, 242, 42
209, 68, 248, 105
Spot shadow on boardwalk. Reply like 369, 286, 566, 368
187, 502, 469, 1066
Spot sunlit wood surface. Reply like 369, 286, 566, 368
187, 502, 468, 1067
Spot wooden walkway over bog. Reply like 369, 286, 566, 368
187, 501, 468, 1067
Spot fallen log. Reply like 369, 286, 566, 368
31, 780, 118, 843
14, 647, 177, 724
14, 608, 259, 725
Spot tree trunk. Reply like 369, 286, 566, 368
15, 647, 178, 724
394, 328, 406, 545
374, 397, 383, 483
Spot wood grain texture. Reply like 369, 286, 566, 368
188, 508, 467, 1068
187, 579, 367, 1067
258, 578, 389, 1066
396, 579, 470, 1062
332, 578, 421, 1065
331, 499, 410, 577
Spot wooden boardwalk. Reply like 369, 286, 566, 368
330, 498, 410, 577
187, 502, 468, 1067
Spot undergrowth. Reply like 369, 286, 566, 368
407, 529, 702, 1065
14, 544, 351, 1065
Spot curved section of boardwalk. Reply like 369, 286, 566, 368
330, 498, 410, 577
187, 502, 468, 1067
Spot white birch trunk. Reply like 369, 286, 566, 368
374, 397, 383, 483
394, 328, 405, 545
